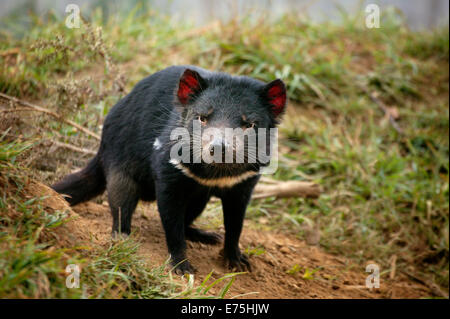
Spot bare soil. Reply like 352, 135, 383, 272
32, 182, 431, 299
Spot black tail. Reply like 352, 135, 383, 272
51, 155, 106, 206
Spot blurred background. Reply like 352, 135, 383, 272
1, 0, 449, 30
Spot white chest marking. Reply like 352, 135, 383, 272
169, 159, 258, 188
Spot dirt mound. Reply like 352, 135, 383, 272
19, 181, 431, 298
25, 181, 99, 246
66, 200, 431, 299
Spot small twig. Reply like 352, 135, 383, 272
0, 93, 100, 140
401, 270, 449, 298
0, 107, 38, 113
209, 179, 322, 202
389, 255, 397, 280
253, 180, 322, 199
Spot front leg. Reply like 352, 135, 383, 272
155, 181, 194, 275
220, 178, 257, 271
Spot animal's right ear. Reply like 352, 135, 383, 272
177, 69, 207, 105
262, 79, 287, 119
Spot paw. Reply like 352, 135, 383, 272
172, 259, 196, 275
185, 227, 223, 245
224, 252, 252, 272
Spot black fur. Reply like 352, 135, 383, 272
52, 154, 105, 205
51, 65, 286, 274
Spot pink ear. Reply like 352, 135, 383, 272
264, 79, 287, 117
177, 69, 205, 104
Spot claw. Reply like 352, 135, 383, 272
225, 253, 252, 272
172, 260, 196, 275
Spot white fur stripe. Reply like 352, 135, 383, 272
169, 159, 258, 188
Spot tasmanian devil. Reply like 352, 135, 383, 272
51, 65, 286, 274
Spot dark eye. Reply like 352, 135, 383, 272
197, 115, 207, 124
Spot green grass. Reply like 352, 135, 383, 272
0, 137, 243, 298
0, 5, 448, 295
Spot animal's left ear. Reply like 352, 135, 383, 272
262, 79, 287, 118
